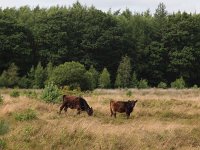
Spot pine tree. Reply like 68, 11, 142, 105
88, 65, 99, 89
115, 56, 132, 88
99, 68, 111, 88
34, 62, 46, 88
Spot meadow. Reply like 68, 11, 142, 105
1, 88, 200, 150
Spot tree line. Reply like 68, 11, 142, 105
0, 2, 200, 89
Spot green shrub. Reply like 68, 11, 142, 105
138, 79, 149, 89
88, 65, 99, 89
192, 84, 198, 89
131, 72, 138, 88
61, 86, 83, 96
14, 109, 37, 121
0, 63, 19, 88
33, 62, 47, 88
18, 76, 31, 88
0, 93, 3, 104
10, 90, 20, 97
0, 139, 6, 149
171, 77, 186, 89
157, 82, 167, 89
49, 61, 89, 90
24, 90, 38, 99
41, 82, 61, 103
126, 90, 132, 97
99, 68, 111, 88
115, 56, 132, 88
0, 120, 9, 135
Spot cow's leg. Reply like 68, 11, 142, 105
110, 108, 113, 117
59, 103, 66, 114
77, 108, 81, 115
126, 113, 130, 119
114, 112, 117, 118
64, 106, 68, 112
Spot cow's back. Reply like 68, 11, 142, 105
110, 100, 126, 113
63, 95, 80, 109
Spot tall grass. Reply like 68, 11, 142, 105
1, 88, 200, 149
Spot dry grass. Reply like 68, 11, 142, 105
1, 88, 200, 150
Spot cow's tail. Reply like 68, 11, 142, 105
110, 100, 113, 115
62, 95, 66, 102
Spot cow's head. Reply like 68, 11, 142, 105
87, 107, 93, 116
128, 100, 138, 108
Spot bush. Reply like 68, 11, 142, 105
171, 77, 186, 89
14, 109, 37, 121
10, 90, 20, 97
0, 120, 9, 135
18, 76, 31, 88
0, 63, 19, 88
33, 62, 47, 88
24, 90, 38, 99
115, 55, 132, 88
49, 61, 89, 90
157, 82, 167, 89
138, 79, 149, 89
41, 82, 61, 103
192, 84, 198, 89
88, 65, 99, 89
131, 72, 138, 88
126, 90, 132, 97
0, 139, 6, 149
99, 68, 111, 88
0, 94, 3, 104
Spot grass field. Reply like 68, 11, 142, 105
1, 88, 200, 150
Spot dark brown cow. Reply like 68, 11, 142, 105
110, 100, 137, 119
59, 95, 93, 116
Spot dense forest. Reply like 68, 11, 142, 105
1, 2, 200, 89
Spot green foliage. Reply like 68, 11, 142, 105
157, 82, 167, 89
0, 93, 3, 104
1, 3, 200, 88
171, 77, 186, 89
14, 109, 37, 121
0, 63, 19, 87
0, 139, 6, 150
192, 84, 198, 89
45, 62, 54, 83
88, 65, 99, 89
115, 56, 132, 88
131, 72, 138, 88
61, 86, 83, 97
83, 71, 95, 91
99, 68, 111, 88
41, 82, 61, 103
0, 71, 7, 87
138, 79, 149, 89
24, 90, 38, 99
126, 90, 132, 97
49, 62, 88, 90
27, 66, 35, 88
114, 74, 121, 88
33, 62, 46, 88
10, 90, 20, 97
0, 120, 9, 135
18, 76, 31, 88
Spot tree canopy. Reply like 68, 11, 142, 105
1, 2, 200, 88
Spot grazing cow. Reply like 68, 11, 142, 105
110, 100, 137, 119
59, 95, 93, 116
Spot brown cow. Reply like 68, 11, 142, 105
110, 100, 137, 119
59, 95, 93, 116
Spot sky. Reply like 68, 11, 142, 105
0, 0, 200, 14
